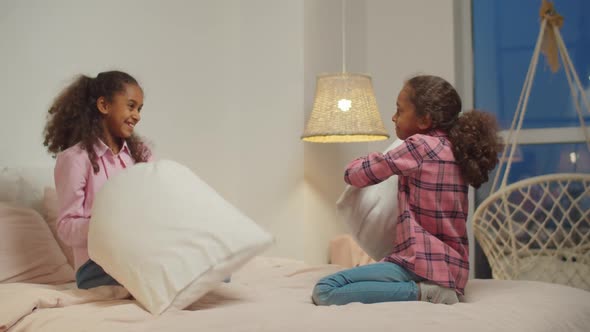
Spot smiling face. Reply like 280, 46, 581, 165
98, 83, 144, 141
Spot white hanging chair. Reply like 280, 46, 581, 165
472, 1, 590, 291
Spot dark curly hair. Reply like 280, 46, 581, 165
405, 75, 503, 188
43, 71, 151, 173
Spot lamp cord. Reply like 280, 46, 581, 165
342, 0, 346, 73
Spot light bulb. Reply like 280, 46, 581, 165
569, 152, 578, 164
338, 99, 352, 112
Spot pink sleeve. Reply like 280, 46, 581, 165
344, 136, 426, 187
54, 152, 90, 248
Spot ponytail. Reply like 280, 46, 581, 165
44, 75, 93, 151
405, 75, 503, 188
448, 110, 503, 188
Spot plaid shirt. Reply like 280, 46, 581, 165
344, 130, 469, 294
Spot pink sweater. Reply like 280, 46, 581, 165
54, 139, 149, 270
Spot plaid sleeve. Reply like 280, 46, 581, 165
344, 135, 426, 187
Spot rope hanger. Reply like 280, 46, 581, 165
490, 0, 590, 195
472, 1, 590, 291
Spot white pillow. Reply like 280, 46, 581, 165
0, 202, 75, 284
336, 139, 404, 261
0, 167, 54, 214
88, 160, 273, 315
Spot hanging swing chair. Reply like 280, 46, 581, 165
472, 1, 590, 291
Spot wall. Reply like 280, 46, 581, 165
1, 0, 459, 265
302, 0, 370, 264
0, 0, 306, 260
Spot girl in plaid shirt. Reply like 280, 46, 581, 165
313, 75, 502, 305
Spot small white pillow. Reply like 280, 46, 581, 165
0, 167, 54, 214
88, 160, 273, 315
336, 139, 404, 261
0, 202, 75, 284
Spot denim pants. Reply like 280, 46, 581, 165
76, 259, 120, 289
312, 262, 424, 305
76, 259, 232, 290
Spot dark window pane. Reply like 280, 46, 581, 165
473, 0, 590, 129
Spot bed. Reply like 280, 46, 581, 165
1, 256, 590, 332
1, 167, 590, 332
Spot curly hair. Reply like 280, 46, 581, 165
405, 75, 503, 188
43, 71, 151, 173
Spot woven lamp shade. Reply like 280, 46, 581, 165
302, 73, 389, 143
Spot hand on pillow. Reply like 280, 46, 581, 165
336, 139, 404, 261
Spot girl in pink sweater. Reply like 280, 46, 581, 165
43, 70, 152, 289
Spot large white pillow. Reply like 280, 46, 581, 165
336, 139, 404, 261
88, 160, 273, 315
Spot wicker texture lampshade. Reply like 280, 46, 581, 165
302, 73, 390, 143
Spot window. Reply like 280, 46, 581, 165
472, 0, 590, 278
473, 0, 590, 130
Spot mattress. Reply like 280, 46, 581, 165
2, 256, 590, 332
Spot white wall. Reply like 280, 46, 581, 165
302, 0, 370, 264
1, 0, 459, 265
366, 0, 456, 153
0, 0, 306, 260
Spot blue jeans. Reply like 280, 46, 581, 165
76, 259, 120, 289
76, 260, 232, 290
312, 262, 424, 305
